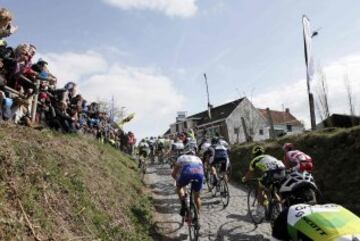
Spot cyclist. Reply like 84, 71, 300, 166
169, 136, 184, 167
206, 137, 230, 185
155, 136, 166, 162
138, 139, 150, 168
147, 136, 156, 163
283, 143, 313, 173
242, 145, 286, 213
199, 138, 211, 161
171, 136, 185, 156
271, 196, 360, 240
171, 143, 204, 219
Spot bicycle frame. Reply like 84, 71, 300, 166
183, 181, 200, 241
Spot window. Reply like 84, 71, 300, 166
234, 127, 239, 134
259, 129, 264, 135
176, 123, 179, 132
184, 121, 188, 129
287, 124, 292, 132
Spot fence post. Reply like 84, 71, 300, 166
31, 79, 40, 123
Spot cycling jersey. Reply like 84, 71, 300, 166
175, 155, 204, 192
156, 138, 165, 150
199, 142, 211, 156
249, 155, 285, 173
284, 150, 313, 172
272, 204, 360, 241
208, 144, 229, 164
219, 139, 229, 149
138, 142, 150, 158
172, 142, 184, 152
138, 142, 150, 153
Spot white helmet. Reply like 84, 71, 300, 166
279, 171, 319, 205
182, 142, 197, 155
335, 235, 360, 241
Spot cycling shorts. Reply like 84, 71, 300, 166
260, 168, 286, 188
210, 157, 228, 173
177, 165, 204, 192
299, 161, 313, 172
139, 150, 148, 158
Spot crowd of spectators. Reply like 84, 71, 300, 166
0, 7, 136, 154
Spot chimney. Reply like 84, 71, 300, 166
285, 108, 290, 113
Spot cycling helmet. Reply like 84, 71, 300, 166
182, 142, 197, 155
39, 92, 49, 100
283, 143, 294, 152
211, 137, 219, 145
252, 145, 265, 156
279, 171, 318, 206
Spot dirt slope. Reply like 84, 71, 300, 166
230, 126, 360, 215
0, 123, 154, 241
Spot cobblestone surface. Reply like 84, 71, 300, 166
145, 163, 271, 241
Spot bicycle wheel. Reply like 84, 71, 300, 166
219, 179, 230, 208
140, 160, 146, 181
247, 187, 265, 224
211, 177, 218, 197
226, 162, 233, 180
188, 190, 200, 241
206, 168, 214, 191
267, 188, 283, 227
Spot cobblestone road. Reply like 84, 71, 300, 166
145, 163, 271, 241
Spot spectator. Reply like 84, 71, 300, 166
0, 8, 17, 41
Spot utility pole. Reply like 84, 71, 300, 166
302, 15, 318, 130
203, 73, 212, 119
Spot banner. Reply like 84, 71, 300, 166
117, 113, 135, 126
302, 15, 315, 86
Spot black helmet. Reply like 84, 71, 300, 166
252, 145, 265, 156
211, 137, 219, 145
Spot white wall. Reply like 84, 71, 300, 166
226, 98, 269, 144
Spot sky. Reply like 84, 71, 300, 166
3, 0, 360, 138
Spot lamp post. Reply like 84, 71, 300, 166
302, 15, 319, 130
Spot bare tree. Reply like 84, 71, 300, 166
315, 67, 330, 121
97, 97, 125, 123
344, 72, 355, 116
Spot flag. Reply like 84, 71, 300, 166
302, 15, 315, 86
117, 113, 135, 126
204, 73, 212, 119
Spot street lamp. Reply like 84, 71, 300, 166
302, 15, 320, 130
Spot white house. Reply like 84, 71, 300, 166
165, 97, 304, 144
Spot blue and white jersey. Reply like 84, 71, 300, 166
219, 139, 229, 150
172, 142, 184, 151
209, 143, 229, 164
175, 154, 203, 177
200, 142, 211, 155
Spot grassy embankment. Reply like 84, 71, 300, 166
230, 126, 360, 215
0, 123, 154, 241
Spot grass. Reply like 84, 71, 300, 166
0, 123, 155, 240
230, 126, 360, 215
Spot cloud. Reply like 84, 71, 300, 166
252, 53, 360, 128
102, 0, 198, 18
81, 65, 184, 136
39, 51, 108, 86
40, 50, 184, 138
